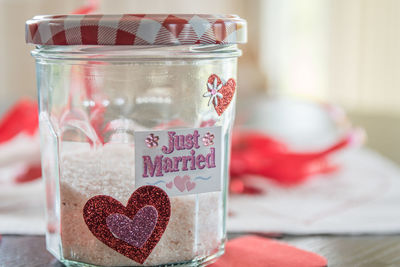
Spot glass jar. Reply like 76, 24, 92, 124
26, 14, 246, 266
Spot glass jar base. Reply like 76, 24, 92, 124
58, 243, 225, 267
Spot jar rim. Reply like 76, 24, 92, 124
31, 44, 242, 61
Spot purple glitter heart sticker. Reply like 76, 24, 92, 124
106, 206, 158, 248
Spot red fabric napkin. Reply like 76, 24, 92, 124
210, 235, 327, 267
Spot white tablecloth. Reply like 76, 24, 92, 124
228, 148, 400, 234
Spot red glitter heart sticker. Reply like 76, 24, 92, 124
204, 74, 236, 116
83, 185, 171, 264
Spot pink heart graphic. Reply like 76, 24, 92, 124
186, 180, 196, 192
174, 175, 190, 192
166, 181, 173, 189
106, 206, 158, 248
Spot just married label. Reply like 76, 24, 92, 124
134, 126, 223, 196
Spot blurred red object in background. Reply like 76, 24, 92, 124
209, 235, 327, 267
0, 99, 38, 144
230, 129, 364, 193
0, 99, 41, 184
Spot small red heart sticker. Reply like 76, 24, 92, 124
205, 74, 236, 116
83, 185, 171, 264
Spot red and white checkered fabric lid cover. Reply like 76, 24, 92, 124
26, 14, 247, 46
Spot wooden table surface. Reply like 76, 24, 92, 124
1, 234, 400, 267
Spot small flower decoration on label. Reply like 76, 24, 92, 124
203, 77, 223, 106
145, 133, 159, 148
202, 132, 215, 146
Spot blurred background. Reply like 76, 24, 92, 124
1, 0, 400, 162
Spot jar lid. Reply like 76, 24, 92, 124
25, 14, 247, 46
